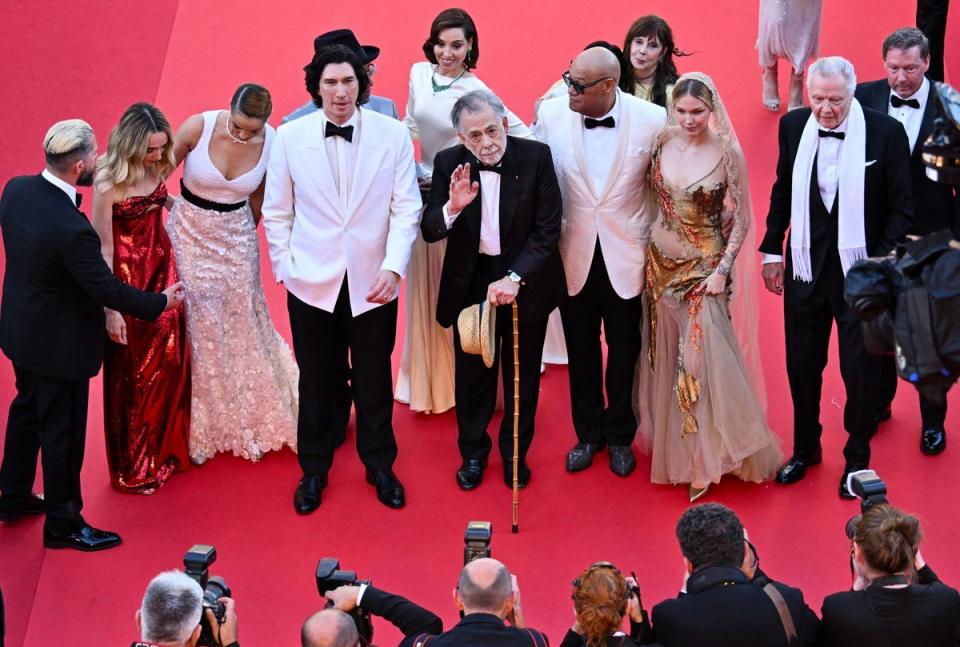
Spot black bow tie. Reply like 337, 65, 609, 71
818, 129, 845, 140
891, 95, 921, 109
325, 122, 354, 142
584, 116, 615, 129
75, 193, 83, 208
475, 162, 501, 175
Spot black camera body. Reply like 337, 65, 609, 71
844, 470, 890, 539
316, 558, 374, 643
184, 544, 232, 647
464, 521, 492, 565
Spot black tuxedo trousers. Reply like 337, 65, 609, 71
287, 279, 398, 477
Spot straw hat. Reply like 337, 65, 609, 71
457, 300, 497, 368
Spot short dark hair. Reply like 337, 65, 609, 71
303, 44, 371, 109
458, 562, 512, 612
882, 27, 930, 60
423, 8, 479, 70
676, 503, 745, 570
231, 83, 272, 120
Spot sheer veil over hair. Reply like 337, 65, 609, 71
653, 72, 767, 414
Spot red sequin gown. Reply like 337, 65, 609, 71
104, 181, 190, 493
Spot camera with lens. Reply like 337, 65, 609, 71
922, 82, 960, 188
183, 544, 232, 647
464, 521, 492, 565
844, 470, 890, 538
316, 558, 374, 644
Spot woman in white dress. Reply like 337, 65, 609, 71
397, 8, 533, 412
757, 0, 823, 111
168, 84, 298, 463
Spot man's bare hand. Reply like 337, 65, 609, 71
487, 277, 520, 306
366, 270, 400, 304
761, 262, 784, 295
325, 585, 362, 612
204, 597, 237, 647
105, 309, 127, 345
162, 281, 186, 310
448, 163, 479, 213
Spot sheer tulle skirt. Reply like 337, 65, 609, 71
756, 0, 822, 71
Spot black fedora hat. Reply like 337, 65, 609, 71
313, 29, 380, 63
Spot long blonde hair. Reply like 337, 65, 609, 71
95, 102, 175, 198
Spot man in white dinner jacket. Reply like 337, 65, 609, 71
262, 45, 421, 514
534, 46, 666, 478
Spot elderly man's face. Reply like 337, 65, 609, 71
809, 73, 853, 130
884, 46, 929, 98
457, 105, 508, 166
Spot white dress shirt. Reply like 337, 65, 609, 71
887, 77, 929, 152
762, 117, 848, 265
443, 161, 502, 256
41, 168, 77, 205
582, 95, 621, 195
322, 111, 360, 205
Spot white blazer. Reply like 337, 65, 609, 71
262, 107, 422, 317
534, 90, 666, 299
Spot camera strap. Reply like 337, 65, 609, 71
761, 583, 798, 644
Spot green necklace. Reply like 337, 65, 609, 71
431, 66, 467, 93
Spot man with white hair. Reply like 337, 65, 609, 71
0, 120, 184, 550
759, 56, 913, 497
133, 570, 238, 647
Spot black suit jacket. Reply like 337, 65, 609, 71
422, 137, 565, 328
759, 107, 914, 298
650, 567, 819, 646
357, 585, 443, 640
398, 612, 549, 647
855, 78, 958, 235
0, 174, 166, 381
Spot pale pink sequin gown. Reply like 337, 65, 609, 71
167, 110, 298, 461
756, 0, 822, 72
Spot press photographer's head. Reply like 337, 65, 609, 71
301, 608, 360, 647
851, 504, 922, 585
136, 571, 204, 647
455, 557, 514, 618
571, 562, 630, 647
677, 503, 746, 572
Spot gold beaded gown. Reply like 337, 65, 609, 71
635, 127, 782, 488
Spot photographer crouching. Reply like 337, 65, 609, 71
133, 571, 238, 647
819, 504, 960, 646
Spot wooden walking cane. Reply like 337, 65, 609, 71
512, 301, 520, 533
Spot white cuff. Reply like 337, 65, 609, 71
761, 253, 784, 264
357, 582, 369, 606
442, 202, 461, 229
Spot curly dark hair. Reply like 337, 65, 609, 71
303, 44, 371, 109
422, 8, 479, 70
676, 503, 744, 570
622, 15, 691, 107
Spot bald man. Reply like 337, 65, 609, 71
0, 120, 183, 551
534, 48, 667, 478
301, 609, 359, 647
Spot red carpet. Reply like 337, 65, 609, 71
1, 2, 959, 646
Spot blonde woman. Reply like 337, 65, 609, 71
92, 103, 190, 494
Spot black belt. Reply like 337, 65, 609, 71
180, 179, 246, 212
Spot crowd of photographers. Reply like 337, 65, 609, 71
129, 498, 960, 647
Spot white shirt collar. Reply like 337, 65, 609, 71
893, 76, 930, 104
41, 168, 78, 205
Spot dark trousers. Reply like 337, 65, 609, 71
917, 0, 950, 81
453, 255, 548, 463
560, 242, 643, 447
879, 357, 949, 429
0, 364, 88, 533
287, 279, 398, 477
785, 254, 882, 468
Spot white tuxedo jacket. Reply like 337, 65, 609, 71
534, 90, 666, 298
262, 107, 422, 316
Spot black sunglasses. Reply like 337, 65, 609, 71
562, 71, 612, 95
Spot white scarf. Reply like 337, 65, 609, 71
790, 99, 867, 282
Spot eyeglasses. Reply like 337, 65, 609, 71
562, 71, 612, 95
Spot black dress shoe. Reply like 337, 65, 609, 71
566, 442, 605, 473
921, 426, 946, 455
608, 445, 636, 477
366, 469, 405, 509
0, 493, 44, 522
875, 405, 892, 424
503, 460, 531, 489
294, 474, 327, 515
775, 450, 823, 484
456, 458, 487, 490
839, 471, 857, 499
43, 524, 121, 552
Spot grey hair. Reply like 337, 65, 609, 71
43, 119, 95, 171
882, 27, 930, 60
458, 561, 513, 612
140, 570, 203, 644
807, 56, 857, 95
451, 89, 507, 132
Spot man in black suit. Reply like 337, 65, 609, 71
650, 504, 820, 646
759, 57, 913, 498
856, 27, 958, 456
316, 582, 442, 646
0, 119, 182, 551
422, 89, 563, 490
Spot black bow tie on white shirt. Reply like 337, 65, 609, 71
818, 129, 845, 140
584, 116, 615, 129
474, 162, 501, 174
891, 95, 921, 109
325, 122, 354, 142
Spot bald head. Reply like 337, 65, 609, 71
566, 47, 620, 117
301, 609, 358, 647
572, 47, 622, 83
458, 558, 513, 614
